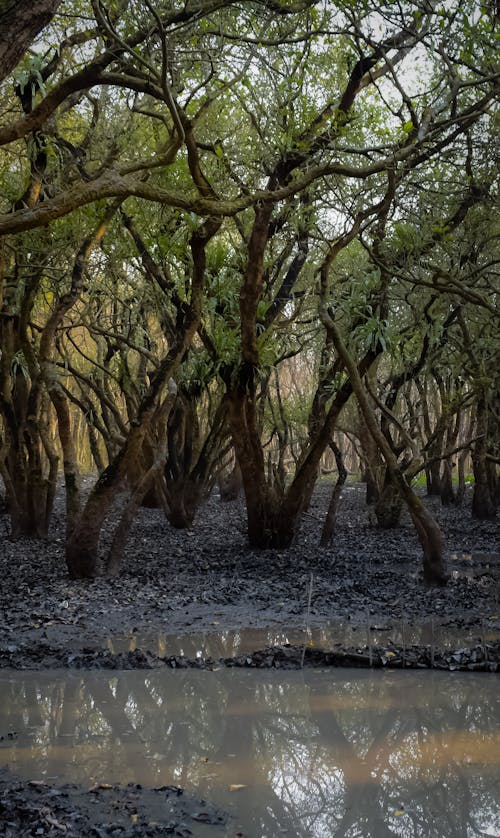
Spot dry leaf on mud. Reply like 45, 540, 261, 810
89, 782, 113, 792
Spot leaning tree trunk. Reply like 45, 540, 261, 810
106, 395, 175, 576
327, 315, 448, 586
228, 362, 368, 550
66, 215, 218, 577
65, 417, 153, 578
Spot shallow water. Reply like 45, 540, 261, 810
104, 618, 500, 660
1, 669, 500, 836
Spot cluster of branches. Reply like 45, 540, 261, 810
0, 0, 498, 584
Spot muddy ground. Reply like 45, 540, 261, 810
0, 482, 499, 835
0, 482, 498, 669
0, 767, 230, 837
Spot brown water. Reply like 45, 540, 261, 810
1, 669, 500, 836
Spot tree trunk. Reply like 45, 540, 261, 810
374, 476, 403, 529
1, 454, 47, 538
0, 406, 53, 539
426, 461, 442, 496
320, 441, 347, 546
440, 409, 460, 506
327, 315, 448, 586
455, 451, 467, 506
218, 459, 243, 501
440, 459, 455, 506
106, 396, 175, 576
165, 479, 203, 529
358, 413, 383, 506
0, 0, 62, 82
66, 464, 123, 578
471, 397, 496, 519
66, 217, 218, 577
66, 409, 156, 578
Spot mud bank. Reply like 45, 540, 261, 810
1, 484, 498, 669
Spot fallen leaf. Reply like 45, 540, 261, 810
89, 782, 113, 792
45, 815, 67, 831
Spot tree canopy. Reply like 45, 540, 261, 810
0, 0, 498, 581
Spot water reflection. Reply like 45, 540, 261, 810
104, 619, 500, 661
1, 670, 500, 836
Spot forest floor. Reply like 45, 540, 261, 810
0, 481, 498, 672
0, 482, 499, 836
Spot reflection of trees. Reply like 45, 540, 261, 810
107, 620, 496, 661
0, 671, 499, 836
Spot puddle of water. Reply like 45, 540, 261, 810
1, 669, 499, 836
103, 619, 500, 660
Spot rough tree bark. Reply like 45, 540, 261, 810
105, 390, 176, 576
0, 0, 62, 82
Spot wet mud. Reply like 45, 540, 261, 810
0, 483, 499, 835
0, 768, 228, 836
1, 484, 499, 671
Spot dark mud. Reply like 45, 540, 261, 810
0, 768, 229, 837
1, 640, 498, 672
0, 484, 499, 834
0, 485, 500, 667
0, 483, 499, 669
